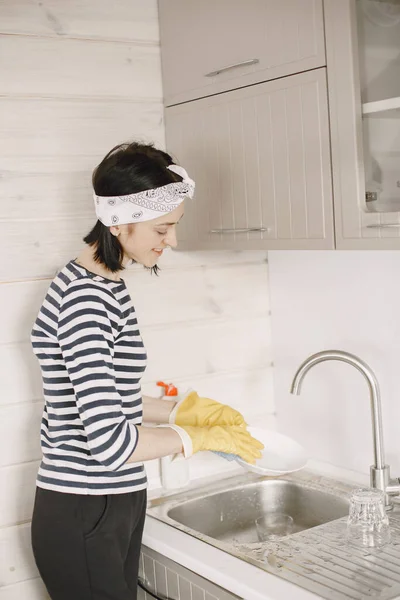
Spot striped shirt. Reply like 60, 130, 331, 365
31, 260, 147, 495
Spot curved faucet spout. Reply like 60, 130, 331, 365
290, 350, 385, 471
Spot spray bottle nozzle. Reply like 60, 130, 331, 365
156, 381, 178, 397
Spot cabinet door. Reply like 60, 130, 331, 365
325, 0, 400, 249
159, 0, 326, 106
140, 546, 242, 599
166, 68, 334, 250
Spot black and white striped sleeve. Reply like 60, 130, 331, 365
57, 280, 138, 471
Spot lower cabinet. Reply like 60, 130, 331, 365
138, 545, 242, 600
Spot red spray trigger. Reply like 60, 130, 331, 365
156, 381, 178, 397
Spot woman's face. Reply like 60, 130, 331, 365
111, 202, 185, 268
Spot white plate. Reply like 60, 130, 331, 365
236, 427, 309, 476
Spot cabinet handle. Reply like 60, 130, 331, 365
366, 224, 400, 229
205, 58, 259, 78
209, 227, 269, 234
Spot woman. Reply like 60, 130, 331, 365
30, 141, 263, 600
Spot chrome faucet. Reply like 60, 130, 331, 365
290, 350, 400, 509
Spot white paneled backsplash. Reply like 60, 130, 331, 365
0, 2, 273, 598
1, 0, 159, 41
268, 250, 400, 477
1, 37, 162, 99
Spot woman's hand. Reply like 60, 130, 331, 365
171, 424, 264, 465
170, 391, 246, 428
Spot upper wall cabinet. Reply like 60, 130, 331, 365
161, 0, 400, 250
166, 68, 334, 250
158, 0, 326, 106
324, 0, 400, 249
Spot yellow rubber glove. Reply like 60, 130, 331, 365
169, 425, 264, 465
171, 391, 246, 428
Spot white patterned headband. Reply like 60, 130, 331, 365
93, 164, 195, 226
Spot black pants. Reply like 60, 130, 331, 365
31, 486, 147, 600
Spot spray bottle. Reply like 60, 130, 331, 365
157, 381, 190, 490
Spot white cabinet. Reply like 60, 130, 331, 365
325, 0, 400, 249
160, 0, 400, 250
159, 0, 326, 106
166, 68, 334, 250
139, 546, 241, 599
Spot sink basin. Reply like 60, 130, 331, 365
166, 478, 349, 544
147, 473, 400, 600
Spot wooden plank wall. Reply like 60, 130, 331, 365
0, 2, 273, 597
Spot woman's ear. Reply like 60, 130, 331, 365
110, 224, 132, 238
109, 225, 121, 238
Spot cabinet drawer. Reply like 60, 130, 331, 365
159, 0, 326, 106
166, 68, 334, 250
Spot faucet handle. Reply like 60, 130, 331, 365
370, 464, 391, 491
386, 478, 400, 496
370, 465, 400, 509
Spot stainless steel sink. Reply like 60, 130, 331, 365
147, 472, 400, 600
148, 471, 350, 546
167, 478, 349, 544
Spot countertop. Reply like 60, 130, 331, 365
143, 516, 319, 600
143, 463, 400, 600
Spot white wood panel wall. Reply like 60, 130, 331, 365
0, 2, 273, 598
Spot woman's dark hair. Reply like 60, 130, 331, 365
84, 141, 182, 273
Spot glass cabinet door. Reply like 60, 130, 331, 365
357, 0, 400, 213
